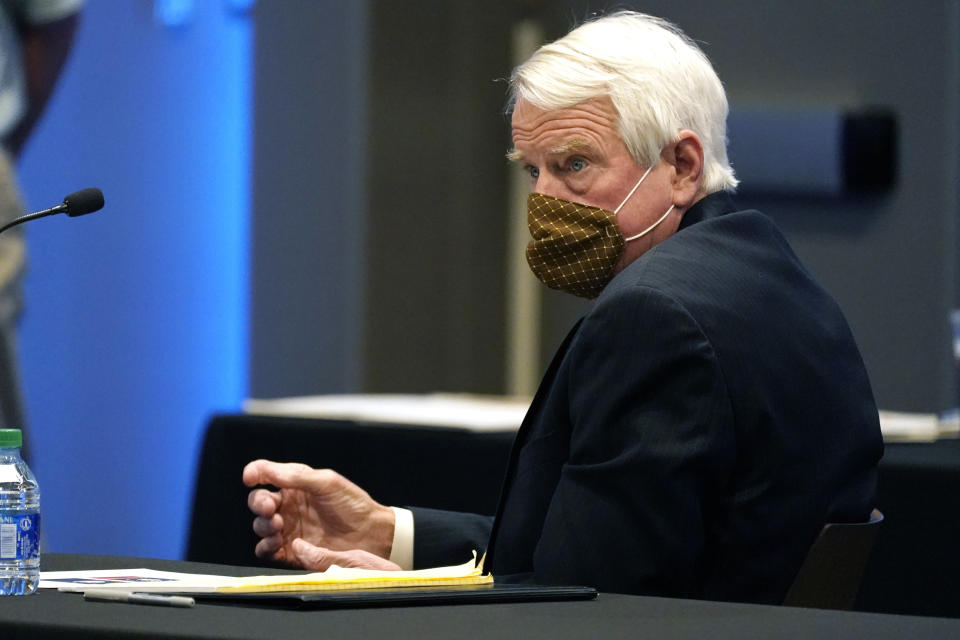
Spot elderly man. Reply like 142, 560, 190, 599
245, 11, 882, 604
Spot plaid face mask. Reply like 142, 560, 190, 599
525, 164, 674, 299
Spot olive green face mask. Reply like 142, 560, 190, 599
525, 163, 674, 299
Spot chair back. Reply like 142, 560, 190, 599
782, 509, 884, 610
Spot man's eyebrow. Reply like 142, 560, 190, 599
506, 138, 594, 164
548, 138, 593, 155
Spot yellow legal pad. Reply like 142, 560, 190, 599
215, 552, 491, 594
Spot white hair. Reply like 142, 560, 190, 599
509, 11, 738, 193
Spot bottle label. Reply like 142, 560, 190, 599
0, 513, 40, 560
0, 464, 19, 484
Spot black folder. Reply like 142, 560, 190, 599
189, 583, 598, 610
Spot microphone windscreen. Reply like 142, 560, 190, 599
63, 188, 105, 217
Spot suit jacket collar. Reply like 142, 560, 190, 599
678, 190, 738, 231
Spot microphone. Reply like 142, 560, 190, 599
62, 188, 105, 217
0, 187, 105, 235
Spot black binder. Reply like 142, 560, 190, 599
189, 583, 598, 610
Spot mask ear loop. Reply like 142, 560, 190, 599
622, 204, 675, 242
613, 164, 655, 214
614, 163, 676, 243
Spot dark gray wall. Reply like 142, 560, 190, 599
251, 0, 515, 398
692, 1, 958, 413
361, 0, 514, 393
252, 1, 960, 413
251, 2, 368, 396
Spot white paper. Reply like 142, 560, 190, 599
39, 568, 229, 593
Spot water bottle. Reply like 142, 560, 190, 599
0, 429, 40, 596
952, 309, 960, 409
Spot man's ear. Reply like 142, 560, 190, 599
662, 130, 704, 208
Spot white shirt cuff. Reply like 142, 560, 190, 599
389, 506, 414, 570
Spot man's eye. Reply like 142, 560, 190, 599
569, 158, 587, 172
527, 166, 540, 179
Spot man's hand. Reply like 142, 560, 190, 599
243, 460, 400, 571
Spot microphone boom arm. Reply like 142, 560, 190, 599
0, 205, 68, 235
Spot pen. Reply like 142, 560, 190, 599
81, 589, 195, 608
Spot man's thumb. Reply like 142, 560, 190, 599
291, 538, 335, 571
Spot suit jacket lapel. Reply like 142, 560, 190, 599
485, 317, 583, 572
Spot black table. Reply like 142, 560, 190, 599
2, 554, 959, 639
857, 439, 960, 618
188, 415, 960, 618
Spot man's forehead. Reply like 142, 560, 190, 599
510, 98, 619, 152
512, 96, 617, 126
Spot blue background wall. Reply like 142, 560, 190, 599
16, 1, 250, 559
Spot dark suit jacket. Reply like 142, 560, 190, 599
412, 191, 883, 604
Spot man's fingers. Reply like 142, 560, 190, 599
247, 488, 280, 517
254, 533, 284, 561
243, 459, 290, 487
243, 459, 344, 494
252, 514, 282, 538
242, 460, 267, 487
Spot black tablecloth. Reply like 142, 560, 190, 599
856, 439, 960, 617
1, 554, 959, 639
188, 414, 960, 619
